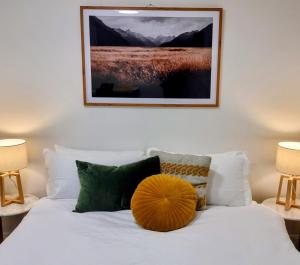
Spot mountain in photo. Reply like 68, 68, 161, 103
115, 29, 155, 47
160, 24, 213, 47
89, 16, 129, 46
89, 17, 213, 48
148, 35, 175, 46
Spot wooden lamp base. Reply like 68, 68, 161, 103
276, 175, 300, 211
0, 171, 25, 207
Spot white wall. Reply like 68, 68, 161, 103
1, 0, 300, 205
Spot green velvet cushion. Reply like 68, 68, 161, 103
74, 156, 160, 212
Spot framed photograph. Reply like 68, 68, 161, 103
80, 6, 222, 107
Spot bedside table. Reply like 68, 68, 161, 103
0, 194, 39, 243
262, 197, 300, 250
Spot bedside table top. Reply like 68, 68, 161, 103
0, 194, 39, 217
262, 197, 300, 221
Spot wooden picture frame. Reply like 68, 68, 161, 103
80, 6, 223, 107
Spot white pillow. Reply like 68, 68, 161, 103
207, 151, 252, 206
54, 144, 145, 158
147, 148, 252, 206
43, 148, 146, 199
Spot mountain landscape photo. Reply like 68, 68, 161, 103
89, 16, 213, 98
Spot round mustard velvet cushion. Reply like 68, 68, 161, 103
131, 174, 197, 232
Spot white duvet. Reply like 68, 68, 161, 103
0, 198, 299, 265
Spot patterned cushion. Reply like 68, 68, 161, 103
131, 174, 197, 232
149, 150, 211, 210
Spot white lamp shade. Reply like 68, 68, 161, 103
0, 139, 28, 172
276, 142, 300, 175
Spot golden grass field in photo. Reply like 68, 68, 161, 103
91, 47, 212, 86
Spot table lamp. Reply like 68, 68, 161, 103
0, 139, 27, 207
276, 142, 300, 210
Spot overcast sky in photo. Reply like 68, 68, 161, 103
98, 16, 213, 38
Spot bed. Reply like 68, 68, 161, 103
2, 147, 300, 264
0, 198, 299, 265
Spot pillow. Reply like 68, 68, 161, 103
74, 157, 160, 212
131, 174, 197, 232
55, 144, 144, 159
43, 148, 146, 199
206, 151, 251, 206
147, 148, 252, 206
148, 149, 211, 210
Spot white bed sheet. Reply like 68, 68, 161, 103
0, 198, 299, 265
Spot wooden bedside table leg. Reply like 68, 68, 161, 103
276, 175, 284, 204
285, 179, 292, 210
291, 179, 297, 206
0, 217, 3, 244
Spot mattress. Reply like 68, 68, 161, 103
0, 198, 299, 265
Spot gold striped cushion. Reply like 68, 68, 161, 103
149, 150, 211, 210
161, 163, 209, 176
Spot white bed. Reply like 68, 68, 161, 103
0, 198, 299, 265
